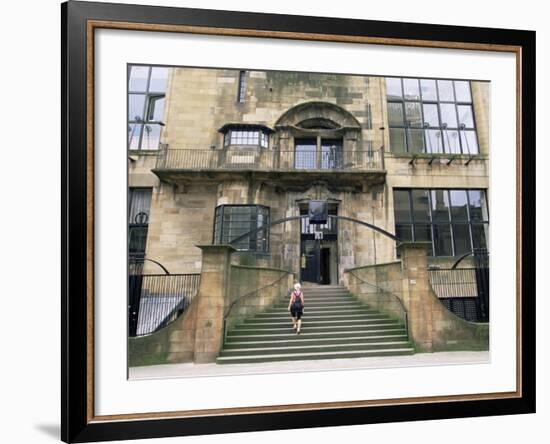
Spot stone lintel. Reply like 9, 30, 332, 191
396, 241, 432, 252
196, 244, 237, 254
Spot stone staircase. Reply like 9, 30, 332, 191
217, 285, 414, 364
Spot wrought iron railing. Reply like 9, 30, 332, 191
128, 273, 201, 337
156, 147, 384, 171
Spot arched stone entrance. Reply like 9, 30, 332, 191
274, 101, 362, 171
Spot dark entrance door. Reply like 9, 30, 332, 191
299, 205, 338, 285
301, 239, 319, 284
320, 247, 331, 285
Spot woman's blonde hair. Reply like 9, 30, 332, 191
294, 283, 302, 290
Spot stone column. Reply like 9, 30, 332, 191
193, 245, 236, 363
397, 242, 434, 352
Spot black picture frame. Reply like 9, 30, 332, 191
61, 1, 536, 442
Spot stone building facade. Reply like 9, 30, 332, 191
128, 65, 489, 284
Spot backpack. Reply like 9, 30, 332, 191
292, 291, 303, 309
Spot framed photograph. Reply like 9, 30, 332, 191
62, 0, 535, 442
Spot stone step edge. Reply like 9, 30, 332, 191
248, 314, 387, 321
260, 309, 377, 315
225, 334, 409, 346
230, 323, 402, 333
216, 348, 415, 361
272, 301, 365, 310
236, 318, 392, 327
222, 341, 411, 353
273, 301, 358, 305
226, 328, 406, 339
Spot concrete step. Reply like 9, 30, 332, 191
277, 302, 357, 308
244, 313, 389, 323
225, 328, 408, 342
219, 341, 412, 357
272, 301, 364, 309
223, 335, 410, 349
216, 348, 415, 364
234, 318, 395, 329
259, 307, 376, 316
229, 322, 403, 335
219, 285, 412, 364
292, 296, 355, 301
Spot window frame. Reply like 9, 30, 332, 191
128, 187, 153, 259
212, 205, 271, 253
221, 125, 271, 149
237, 70, 246, 103
386, 77, 480, 155
128, 65, 167, 151
393, 188, 489, 257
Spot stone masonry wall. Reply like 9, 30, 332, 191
226, 265, 294, 330
131, 68, 489, 278
343, 244, 489, 353
344, 261, 407, 323
143, 182, 218, 274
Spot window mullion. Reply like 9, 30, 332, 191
446, 190, 456, 256
419, 99, 426, 153
408, 190, 415, 241
453, 101, 464, 153
427, 190, 435, 256
436, 103, 445, 153
403, 101, 410, 153
145, 66, 152, 92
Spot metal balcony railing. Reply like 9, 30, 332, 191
155, 147, 385, 171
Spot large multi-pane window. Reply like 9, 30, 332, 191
386, 77, 479, 155
128, 65, 169, 150
128, 188, 152, 258
393, 189, 489, 257
213, 205, 270, 252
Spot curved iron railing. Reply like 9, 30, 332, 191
346, 268, 409, 339
128, 273, 201, 337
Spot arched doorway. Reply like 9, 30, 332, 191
274, 101, 362, 171
298, 201, 339, 285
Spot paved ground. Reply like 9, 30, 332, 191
129, 351, 490, 380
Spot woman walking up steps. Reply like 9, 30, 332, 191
288, 283, 305, 334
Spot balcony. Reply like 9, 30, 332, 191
153, 146, 386, 188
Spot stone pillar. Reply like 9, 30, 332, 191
397, 242, 434, 352
193, 245, 236, 363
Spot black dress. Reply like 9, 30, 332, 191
290, 291, 304, 320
